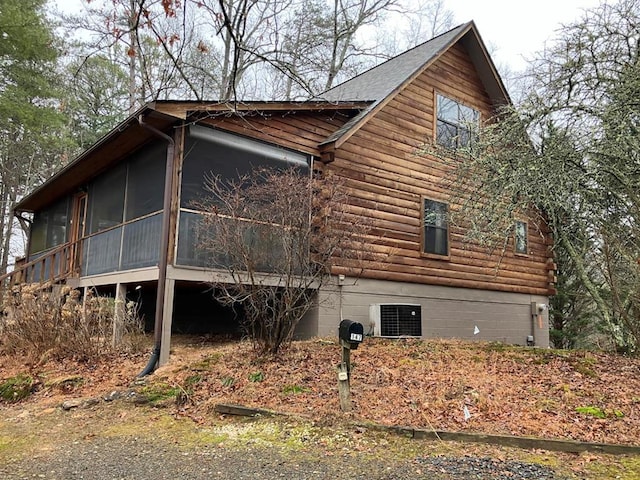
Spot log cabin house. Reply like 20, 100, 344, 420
6, 22, 554, 365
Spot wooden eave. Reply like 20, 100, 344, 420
151, 100, 371, 120
15, 106, 181, 213
320, 21, 511, 151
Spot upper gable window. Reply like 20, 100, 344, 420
436, 93, 480, 149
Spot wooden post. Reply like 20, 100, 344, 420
159, 277, 175, 366
113, 283, 126, 347
338, 363, 351, 412
337, 339, 352, 412
342, 341, 351, 379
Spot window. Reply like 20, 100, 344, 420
29, 197, 70, 255
86, 163, 126, 234
423, 199, 449, 256
436, 93, 479, 149
514, 220, 528, 255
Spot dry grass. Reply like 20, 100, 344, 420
0, 285, 145, 363
1, 335, 639, 447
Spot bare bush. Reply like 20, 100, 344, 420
0, 285, 145, 363
195, 167, 373, 355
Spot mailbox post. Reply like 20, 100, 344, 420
337, 319, 364, 412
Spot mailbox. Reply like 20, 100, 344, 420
339, 319, 364, 348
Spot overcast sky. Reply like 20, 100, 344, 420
446, 0, 603, 71
52, 0, 604, 72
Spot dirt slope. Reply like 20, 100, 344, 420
1, 337, 639, 446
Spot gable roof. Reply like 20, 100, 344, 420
316, 21, 510, 149
15, 22, 508, 214
319, 23, 469, 103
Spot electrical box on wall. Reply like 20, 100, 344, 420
369, 304, 422, 337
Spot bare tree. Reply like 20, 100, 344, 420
194, 167, 372, 354
376, 0, 454, 56
440, 0, 640, 352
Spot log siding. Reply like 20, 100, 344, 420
327, 44, 553, 296
199, 110, 356, 157
152, 43, 553, 297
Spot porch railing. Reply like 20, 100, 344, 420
0, 239, 81, 294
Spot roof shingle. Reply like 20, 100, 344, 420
317, 23, 471, 103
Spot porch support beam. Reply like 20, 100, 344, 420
113, 283, 126, 347
159, 278, 175, 366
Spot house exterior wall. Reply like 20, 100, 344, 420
316, 276, 550, 347
198, 110, 353, 158
327, 43, 554, 297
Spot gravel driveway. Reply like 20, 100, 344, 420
0, 426, 566, 480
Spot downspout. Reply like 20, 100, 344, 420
137, 116, 175, 377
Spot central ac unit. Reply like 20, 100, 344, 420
369, 303, 422, 337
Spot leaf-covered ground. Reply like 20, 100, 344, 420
1, 337, 639, 446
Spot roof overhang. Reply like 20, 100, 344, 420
152, 99, 371, 120
460, 22, 511, 106
15, 100, 369, 214
15, 106, 181, 213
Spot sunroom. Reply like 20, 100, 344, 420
14, 108, 315, 364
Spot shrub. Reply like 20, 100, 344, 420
0, 285, 145, 363
0, 374, 34, 402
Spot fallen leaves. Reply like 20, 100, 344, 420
1, 337, 639, 446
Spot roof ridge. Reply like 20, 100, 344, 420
317, 22, 471, 101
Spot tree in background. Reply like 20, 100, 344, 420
62, 54, 130, 149
57, 0, 454, 103
443, 0, 640, 352
58, 0, 193, 109
0, 0, 69, 275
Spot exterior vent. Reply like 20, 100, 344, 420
369, 304, 422, 337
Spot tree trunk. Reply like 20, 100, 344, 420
0, 184, 8, 277
128, 0, 138, 113
0, 188, 13, 277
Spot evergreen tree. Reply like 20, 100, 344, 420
0, 0, 68, 275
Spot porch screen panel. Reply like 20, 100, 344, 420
29, 212, 47, 255
34, 251, 63, 282
121, 213, 162, 269
125, 144, 166, 221
25, 251, 44, 282
178, 126, 309, 269
84, 227, 122, 275
28, 197, 70, 256
180, 126, 309, 208
87, 163, 126, 234
177, 211, 210, 266
48, 198, 70, 250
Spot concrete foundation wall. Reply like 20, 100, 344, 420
316, 277, 550, 347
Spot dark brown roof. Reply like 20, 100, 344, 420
15, 107, 179, 213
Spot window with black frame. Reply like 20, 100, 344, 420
436, 93, 480, 149
423, 198, 449, 257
